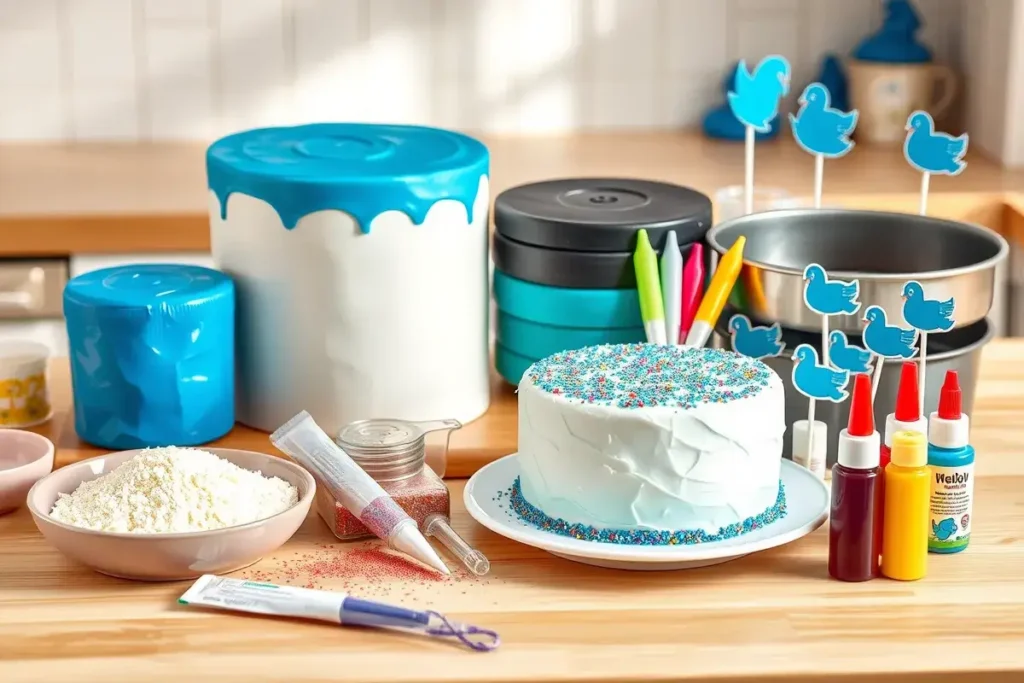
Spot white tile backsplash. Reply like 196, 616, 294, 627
0, 0, 974, 141
66, 0, 137, 84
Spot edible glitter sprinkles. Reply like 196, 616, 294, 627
524, 343, 773, 409
505, 477, 787, 546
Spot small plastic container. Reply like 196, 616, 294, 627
317, 418, 461, 541
0, 341, 51, 428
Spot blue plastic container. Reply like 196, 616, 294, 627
493, 270, 642, 329
496, 311, 644, 360
495, 344, 537, 386
64, 264, 235, 449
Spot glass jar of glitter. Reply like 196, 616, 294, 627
317, 418, 461, 541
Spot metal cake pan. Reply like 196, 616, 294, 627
705, 208, 1007, 334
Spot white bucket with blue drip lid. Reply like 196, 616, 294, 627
207, 123, 491, 434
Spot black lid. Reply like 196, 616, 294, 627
493, 231, 697, 289
494, 178, 711, 253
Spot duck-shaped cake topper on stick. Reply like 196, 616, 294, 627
727, 55, 791, 215
728, 314, 785, 359
904, 110, 968, 215
828, 330, 873, 374
793, 345, 852, 402
792, 342, 852, 479
797, 263, 860, 479
901, 280, 955, 413
862, 304, 920, 401
790, 83, 859, 208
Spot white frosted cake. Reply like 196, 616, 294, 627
514, 343, 786, 543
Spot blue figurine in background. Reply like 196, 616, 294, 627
792, 344, 851, 402
862, 305, 918, 358
729, 314, 784, 359
816, 55, 849, 112
902, 280, 955, 332
854, 0, 932, 64
828, 330, 873, 374
728, 56, 791, 133
790, 83, 858, 158
905, 111, 968, 175
703, 63, 780, 141
803, 264, 861, 315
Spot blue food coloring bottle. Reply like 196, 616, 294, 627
927, 370, 974, 553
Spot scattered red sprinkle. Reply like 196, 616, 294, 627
238, 540, 499, 604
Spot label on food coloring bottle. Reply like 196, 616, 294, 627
929, 464, 974, 552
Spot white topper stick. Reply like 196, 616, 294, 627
872, 355, 885, 401
813, 154, 824, 209
744, 126, 755, 214
918, 331, 928, 414
919, 172, 930, 215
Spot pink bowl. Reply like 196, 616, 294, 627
0, 430, 54, 514
27, 448, 315, 581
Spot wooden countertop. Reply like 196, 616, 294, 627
1, 133, 1024, 255
4, 344, 1024, 682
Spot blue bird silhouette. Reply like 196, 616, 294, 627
932, 517, 957, 541
729, 314, 785, 359
727, 55, 791, 133
803, 264, 861, 315
828, 330, 873, 374
789, 83, 858, 158
792, 344, 851, 402
902, 280, 955, 332
904, 111, 968, 175
862, 305, 918, 358
703, 62, 781, 141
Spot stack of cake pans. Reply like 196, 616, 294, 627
492, 178, 712, 383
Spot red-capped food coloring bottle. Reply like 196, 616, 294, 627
877, 361, 928, 561
829, 373, 881, 582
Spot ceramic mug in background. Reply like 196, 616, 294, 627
846, 59, 957, 145
0, 341, 51, 428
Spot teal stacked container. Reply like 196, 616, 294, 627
492, 179, 712, 383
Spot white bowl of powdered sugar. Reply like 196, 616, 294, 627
27, 446, 315, 581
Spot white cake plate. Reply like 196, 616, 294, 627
464, 454, 829, 571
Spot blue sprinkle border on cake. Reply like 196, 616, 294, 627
506, 477, 787, 546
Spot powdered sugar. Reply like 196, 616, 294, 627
50, 447, 298, 533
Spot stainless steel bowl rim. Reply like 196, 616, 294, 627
706, 208, 1009, 281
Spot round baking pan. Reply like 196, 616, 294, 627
493, 231, 696, 289
494, 178, 711, 252
492, 270, 642, 329
494, 344, 537, 386
496, 311, 645, 361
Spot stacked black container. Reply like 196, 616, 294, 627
492, 178, 713, 383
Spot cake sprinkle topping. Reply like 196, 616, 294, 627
524, 343, 773, 409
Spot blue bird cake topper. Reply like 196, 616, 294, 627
791, 344, 851, 403
902, 280, 955, 332
727, 55, 792, 132
790, 83, 859, 159
905, 110, 968, 215
828, 330, 873, 374
862, 305, 918, 359
901, 279, 956, 413
904, 111, 968, 176
728, 314, 785, 359
728, 54, 791, 215
802, 264, 861, 316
